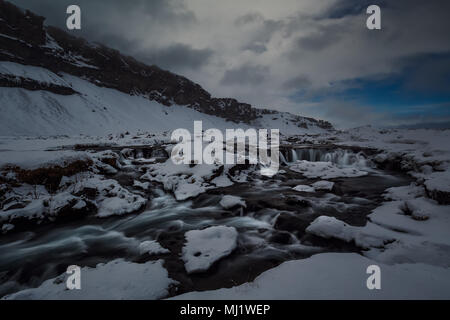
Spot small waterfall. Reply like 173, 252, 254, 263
291, 149, 299, 162
283, 147, 371, 169
279, 151, 288, 165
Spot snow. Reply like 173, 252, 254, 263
211, 174, 234, 187
171, 252, 450, 299
289, 160, 368, 179
139, 240, 170, 255
97, 196, 146, 218
0, 69, 254, 136
306, 216, 389, 248
305, 184, 450, 267
3, 259, 176, 300
384, 183, 424, 201
72, 176, 147, 218
1, 198, 46, 224
0, 61, 69, 86
182, 226, 238, 274
424, 170, 450, 193
142, 160, 233, 201
292, 185, 315, 192
311, 180, 334, 191
219, 195, 246, 209
133, 180, 150, 190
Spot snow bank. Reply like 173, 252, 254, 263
182, 226, 238, 274
171, 252, 450, 299
4, 259, 177, 300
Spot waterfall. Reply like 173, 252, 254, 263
279, 151, 288, 165
291, 149, 298, 162
283, 148, 371, 169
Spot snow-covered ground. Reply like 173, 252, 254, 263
171, 252, 450, 299
0, 61, 327, 137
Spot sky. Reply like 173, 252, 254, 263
10, 0, 450, 129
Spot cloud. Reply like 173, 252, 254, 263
282, 75, 312, 90
221, 64, 269, 85
319, 0, 387, 19
138, 43, 213, 71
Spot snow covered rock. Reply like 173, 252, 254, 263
73, 176, 147, 217
424, 171, 450, 204
311, 180, 334, 191
290, 161, 368, 179
142, 160, 232, 201
182, 226, 238, 274
306, 216, 391, 249
3, 259, 177, 300
139, 240, 170, 255
292, 185, 315, 193
219, 195, 246, 209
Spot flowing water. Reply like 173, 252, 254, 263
0, 146, 411, 297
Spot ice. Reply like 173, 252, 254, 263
3, 259, 176, 300
182, 226, 238, 274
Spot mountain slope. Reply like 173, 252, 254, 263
0, 0, 333, 136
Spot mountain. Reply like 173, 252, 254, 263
0, 0, 333, 136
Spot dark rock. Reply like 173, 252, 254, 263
269, 231, 294, 244
274, 212, 310, 235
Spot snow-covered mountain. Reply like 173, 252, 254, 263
0, 1, 332, 136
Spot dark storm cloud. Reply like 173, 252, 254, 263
234, 12, 265, 26
221, 64, 269, 85
10, 0, 195, 31
282, 75, 311, 90
9, 0, 204, 71
319, 0, 388, 19
138, 43, 213, 71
